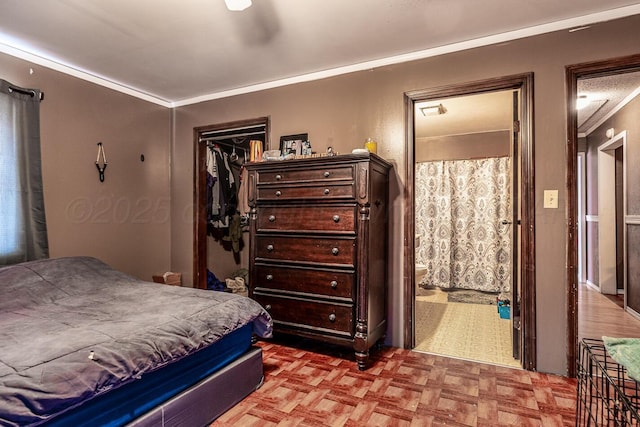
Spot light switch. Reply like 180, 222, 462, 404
544, 190, 558, 209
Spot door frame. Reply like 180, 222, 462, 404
192, 117, 270, 289
565, 54, 640, 377
597, 132, 627, 296
577, 152, 586, 284
403, 73, 536, 370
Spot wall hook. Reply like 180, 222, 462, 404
96, 142, 107, 182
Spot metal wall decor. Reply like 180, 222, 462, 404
96, 142, 107, 182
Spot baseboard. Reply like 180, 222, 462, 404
585, 280, 599, 291
626, 306, 640, 321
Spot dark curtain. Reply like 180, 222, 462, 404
0, 79, 48, 265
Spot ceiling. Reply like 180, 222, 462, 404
577, 70, 640, 135
415, 91, 513, 138
1, 0, 640, 108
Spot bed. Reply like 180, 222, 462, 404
0, 256, 272, 426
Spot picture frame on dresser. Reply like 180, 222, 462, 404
279, 133, 307, 156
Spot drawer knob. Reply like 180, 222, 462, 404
275, 174, 282, 180
324, 188, 330, 195
265, 304, 272, 311
331, 247, 339, 255
330, 280, 338, 289
332, 215, 340, 223
328, 313, 336, 322
266, 274, 273, 280
324, 171, 330, 178
268, 215, 276, 222
266, 244, 274, 252
275, 190, 282, 197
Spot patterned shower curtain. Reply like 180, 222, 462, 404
415, 157, 511, 293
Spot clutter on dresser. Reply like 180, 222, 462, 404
364, 137, 377, 153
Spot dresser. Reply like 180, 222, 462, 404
245, 153, 391, 370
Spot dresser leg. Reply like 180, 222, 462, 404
355, 351, 369, 371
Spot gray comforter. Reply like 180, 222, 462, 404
0, 256, 272, 426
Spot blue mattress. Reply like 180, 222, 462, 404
0, 257, 272, 426
44, 323, 253, 427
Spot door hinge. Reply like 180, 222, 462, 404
513, 120, 520, 133
513, 316, 521, 330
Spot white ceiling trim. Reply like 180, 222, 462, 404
0, 41, 173, 108
2, 4, 639, 109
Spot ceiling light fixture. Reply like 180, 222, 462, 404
225, 0, 252, 11
576, 94, 590, 110
420, 103, 446, 116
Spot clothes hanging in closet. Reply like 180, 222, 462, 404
206, 145, 237, 228
237, 167, 250, 217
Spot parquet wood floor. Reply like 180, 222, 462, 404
213, 339, 576, 426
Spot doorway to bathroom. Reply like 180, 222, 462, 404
404, 74, 536, 370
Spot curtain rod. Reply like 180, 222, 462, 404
416, 155, 509, 162
8, 86, 44, 101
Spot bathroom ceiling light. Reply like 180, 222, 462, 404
420, 103, 446, 116
225, 0, 252, 11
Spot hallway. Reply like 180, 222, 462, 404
579, 283, 640, 341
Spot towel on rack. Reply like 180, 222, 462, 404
603, 336, 640, 381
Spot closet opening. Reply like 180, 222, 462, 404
193, 117, 270, 290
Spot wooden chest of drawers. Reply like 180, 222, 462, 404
246, 153, 391, 370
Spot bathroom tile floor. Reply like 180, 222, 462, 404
414, 287, 520, 368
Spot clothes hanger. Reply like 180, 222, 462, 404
230, 143, 239, 162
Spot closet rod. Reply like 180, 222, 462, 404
200, 124, 266, 137
199, 130, 265, 143
204, 140, 247, 152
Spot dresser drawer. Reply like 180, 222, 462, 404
254, 264, 354, 299
257, 165, 354, 184
256, 182, 354, 201
254, 293, 353, 335
255, 235, 356, 266
256, 205, 356, 233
